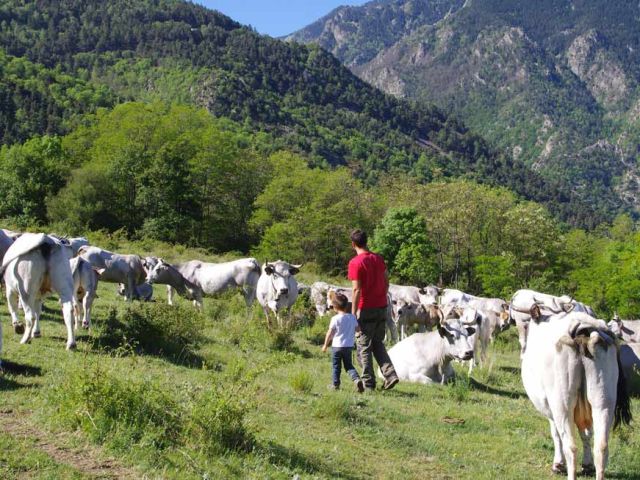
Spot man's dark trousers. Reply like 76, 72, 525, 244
357, 306, 398, 389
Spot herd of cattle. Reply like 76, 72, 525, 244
0, 229, 637, 479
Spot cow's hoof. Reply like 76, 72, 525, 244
19, 338, 30, 345
32, 331, 41, 338
82, 322, 90, 329
13, 323, 24, 335
552, 463, 566, 475
66, 343, 77, 351
581, 464, 595, 476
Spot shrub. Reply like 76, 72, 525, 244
289, 371, 314, 394
48, 363, 182, 449
47, 362, 253, 456
97, 303, 203, 364
185, 388, 254, 455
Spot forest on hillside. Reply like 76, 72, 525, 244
0, 0, 637, 316
1, 101, 639, 317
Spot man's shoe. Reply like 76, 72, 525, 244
382, 376, 399, 391
354, 379, 364, 393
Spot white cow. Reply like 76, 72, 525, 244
392, 300, 443, 339
510, 289, 594, 356
522, 307, 632, 479
155, 257, 261, 308
145, 259, 202, 307
310, 281, 349, 316
69, 257, 98, 330
79, 246, 146, 302
0, 229, 15, 265
619, 343, 640, 396
1, 233, 76, 351
256, 260, 301, 327
389, 284, 439, 307
608, 314, 640, 343
440, 289, 510, 364
380, 316, 476, 385
117, 282, 154, 302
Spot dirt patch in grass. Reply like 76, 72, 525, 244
0, 409, 137, 479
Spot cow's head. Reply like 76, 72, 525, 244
146, 258, 171, 284
437, 317, 475, 361
142, 256, 159, 273
263, 260, 302, 302
418, 285, 440, 305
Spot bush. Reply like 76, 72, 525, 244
48, 363, 182, 449
97, 303, 203, 364
289, 371, 314, 394
47, 361, 253, 456
185, 388, 254, 455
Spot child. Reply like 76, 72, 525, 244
322, 291, 364, 392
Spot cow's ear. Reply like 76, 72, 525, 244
465, 327, 476, 336
265, 265, 275, 275
289, 264, 302, 275
437, 326, 448, 338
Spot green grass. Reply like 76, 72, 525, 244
0, 246, 638, 479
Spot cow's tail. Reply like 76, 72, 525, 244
614, 351, 633, 429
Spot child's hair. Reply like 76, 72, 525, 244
329, 290, 349, 312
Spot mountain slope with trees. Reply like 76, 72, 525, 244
290, 0, 640, 219
0, 0, 604, 226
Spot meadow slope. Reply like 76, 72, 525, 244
0, 240, 638, 479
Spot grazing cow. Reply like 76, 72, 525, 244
79, 246, 146, 301
257, 260, 301, 326
608, 314, 640, 343
521, 306, 632, 479
117, 282, 154, 302
1, 233, 76, 351
389, 284, 439, 307
510, 289, 594, 356
619, 343, 640, 396
0, 229, 15, 266
145, 259, 202, 307
380, 316, 475, 385
154, 257, 261, 308
69, 257, 98, 330
310, 281, 349, 316
393, 300, 444, 340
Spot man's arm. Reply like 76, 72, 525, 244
352, 279, 361, 317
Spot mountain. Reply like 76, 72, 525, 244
0, 0, 603, 226
289, 0, 640, 217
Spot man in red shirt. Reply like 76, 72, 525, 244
348, 229, 399, 391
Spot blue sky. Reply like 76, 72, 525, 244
196, 1, 370, 37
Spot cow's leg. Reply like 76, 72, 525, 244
72, 295, 81, 330
556, 413, 578, 479
20, 301, 36, 344
418, 324, 426, 333
48, 251, 77, 350
82, 291, 93, 329
126, 275, 136, 302
6, 287, 21, 329
516, 319, 529, 357
167, 285, 174, 305
549, 420, 566, 474
386, 316, 398, 343
584, 349, 618, 480
32, 301, 42, 337
578, 428, 594, 475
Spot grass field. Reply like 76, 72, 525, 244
0, 241, 638, 479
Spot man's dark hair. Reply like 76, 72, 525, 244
350, 229, 367, 248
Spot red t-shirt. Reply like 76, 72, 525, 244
348, 251, 388, 309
